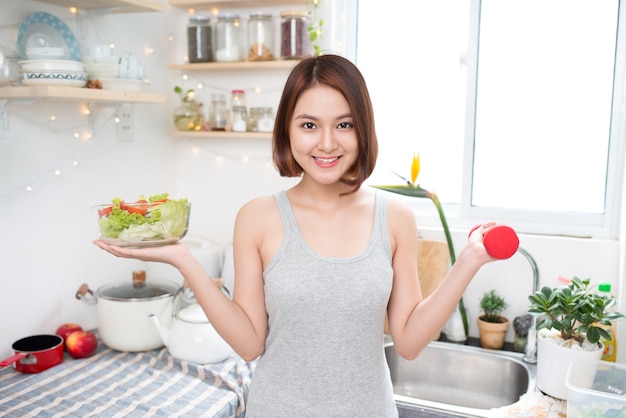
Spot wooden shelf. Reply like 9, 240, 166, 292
169, 60, 300, 72
169, 130, 271, 139
0, 86, 165, 104
168, 0, 306, 9
35, 0, 165, 13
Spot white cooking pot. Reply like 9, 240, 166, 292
76, 271, 180, 352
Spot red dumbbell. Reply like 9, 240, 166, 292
469, 224, 519, 259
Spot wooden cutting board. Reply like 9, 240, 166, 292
417, 239, 450, 299
384, 238, 450, 334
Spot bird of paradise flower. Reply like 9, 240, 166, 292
373, 154, 469, 338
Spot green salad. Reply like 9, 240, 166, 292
96, 193, 190, 242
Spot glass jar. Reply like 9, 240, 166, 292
247, 13, 274, 61
247, 107, 274, 132
173, 103, 205, 131
187, 15, 213, 63
280, 10, 309, 59
209, 93, 228, 131
215, 13, 241, 62
231, 89, 247, 132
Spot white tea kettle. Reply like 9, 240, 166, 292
149, 303, 233, 364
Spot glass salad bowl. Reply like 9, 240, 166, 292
93, 196, 191, 248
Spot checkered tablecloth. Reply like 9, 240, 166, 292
0, 333, 255, 418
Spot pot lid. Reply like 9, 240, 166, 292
178, 303, 209, 323
98, 271, 179, 301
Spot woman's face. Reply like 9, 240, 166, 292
288, 85, 358, 185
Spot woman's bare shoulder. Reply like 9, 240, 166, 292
384, 194, 415, 222
237, 195, 278, 218
235, 195, 281, 233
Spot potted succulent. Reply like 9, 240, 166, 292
477, 289, 510, 349
528, 276, 625, 400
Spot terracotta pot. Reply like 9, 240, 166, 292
477, 316, 509, 349
536, 332, 603, 400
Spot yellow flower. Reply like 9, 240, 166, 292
411, 153, 420, 185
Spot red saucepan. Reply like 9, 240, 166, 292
0, 335, 64, 373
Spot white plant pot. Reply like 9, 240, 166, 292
537, 333, 603, 400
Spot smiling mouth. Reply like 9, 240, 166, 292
314, 156, 340, 163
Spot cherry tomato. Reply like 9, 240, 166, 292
97, 206, 113, 217
121, 199, 149, 215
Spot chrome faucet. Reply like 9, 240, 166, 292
517, 247, 539, 364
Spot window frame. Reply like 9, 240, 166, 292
347, 0, 626, 239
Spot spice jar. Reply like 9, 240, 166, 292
209, 93, 228, 131
280, 10, 309, 59
215, 13, 241, 62
187, 15, 213, 63
247, 107, 274, 132
231, 89, 247, 132
247, 13, 274, 61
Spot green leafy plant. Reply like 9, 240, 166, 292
174, 86, 202, 108
373, 154, 468, 337
307, 0, 324, 56
528, 276, 625, 344
480, 290, 508, 323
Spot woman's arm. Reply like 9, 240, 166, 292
92, 197, 272, 362
386, 199, 494, 359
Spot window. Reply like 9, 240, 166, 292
355, 0, 626, 238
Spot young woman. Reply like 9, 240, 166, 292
94, 54, 497, 417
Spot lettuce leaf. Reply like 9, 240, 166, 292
97, 194, 189, 241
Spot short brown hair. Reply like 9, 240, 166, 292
273, 54, 378, 194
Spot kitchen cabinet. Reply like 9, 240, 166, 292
34, 0, 164, 13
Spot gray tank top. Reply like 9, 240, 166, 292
245, 190, 398, 417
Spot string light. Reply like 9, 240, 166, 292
0, 108, 115, 199
184, 138, 273, 167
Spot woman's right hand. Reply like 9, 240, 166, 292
92, 239, 190, 267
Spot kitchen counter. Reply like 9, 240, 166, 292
0, 333, 255, 417
0, 332, 567, 417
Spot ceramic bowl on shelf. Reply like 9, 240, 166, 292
84, 63, 120, 79
19, 69, 87, 87
25, 46, 66, 60
19, 59, 83, 73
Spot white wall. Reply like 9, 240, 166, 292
2, 1, 626, 365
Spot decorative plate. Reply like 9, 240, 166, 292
17, 12, 81, 62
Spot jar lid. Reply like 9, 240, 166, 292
189, 15, 211, 22
281, 10, 308, 18
217, 13, 240, 20
249, 12, 272, 19
178, 303, 210, 323
97, 273, 179, 301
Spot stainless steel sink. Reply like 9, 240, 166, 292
385, 340, 536, 417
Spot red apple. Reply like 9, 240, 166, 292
56, 323, 83, 350
65, 330, 98, 359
